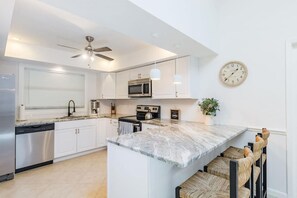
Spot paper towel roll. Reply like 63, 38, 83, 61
19, 105, 25, 121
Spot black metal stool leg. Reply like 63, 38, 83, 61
256, 156, 263, 198
263, 147, 267, 198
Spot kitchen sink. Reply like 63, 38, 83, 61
56, 115, 91, 120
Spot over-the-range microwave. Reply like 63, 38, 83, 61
128, 78, 152, 98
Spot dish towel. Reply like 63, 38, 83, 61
118, 121, 134, 135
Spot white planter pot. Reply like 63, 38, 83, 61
205, 115, 215, 126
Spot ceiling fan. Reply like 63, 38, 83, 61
58, 36, 114, 61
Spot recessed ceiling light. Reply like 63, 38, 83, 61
151, 33, 159, 38
12, 37, 20, 41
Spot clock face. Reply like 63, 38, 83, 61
219, 61, 248, 87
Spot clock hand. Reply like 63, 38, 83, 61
224, 68, 239, 81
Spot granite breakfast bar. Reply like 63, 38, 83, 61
107, 121, 248, 198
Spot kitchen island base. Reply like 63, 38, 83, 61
107, 132, 246, 198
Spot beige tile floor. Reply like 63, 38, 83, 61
0, 149, 107, 198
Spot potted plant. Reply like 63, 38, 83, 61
198, 98, 220, 125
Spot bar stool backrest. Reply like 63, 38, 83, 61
252, 136, 265, 161
262, 128, 271, 147
235, 147, 254, 187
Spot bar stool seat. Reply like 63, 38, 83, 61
205, 156, 260, 188
179, 171, 250, 198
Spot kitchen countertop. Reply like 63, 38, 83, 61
15, 114, 130, 127
108, 121, 247, 168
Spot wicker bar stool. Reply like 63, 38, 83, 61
218, 135, 265, 198
257, 128, 270, 198
176, 147, 254, 198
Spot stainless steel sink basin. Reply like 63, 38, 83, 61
56, 115, 90, 120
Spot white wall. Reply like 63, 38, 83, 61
112, 1, 297, 196
129, 0, 219, 52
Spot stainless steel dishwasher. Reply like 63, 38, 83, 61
15, 123, 54, 173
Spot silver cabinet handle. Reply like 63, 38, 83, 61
77, 129, 80, 134
75, 129, 77, 134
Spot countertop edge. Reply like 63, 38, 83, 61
108, 127, 248, 168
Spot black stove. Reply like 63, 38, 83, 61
118, 105, 161, 134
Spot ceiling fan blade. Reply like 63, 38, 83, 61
71, 54, 82, 58
57, 44, 81, 51
95, 54, 114, 61
93, 47, 112, 52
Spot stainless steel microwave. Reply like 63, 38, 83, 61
128, 78, 152, 98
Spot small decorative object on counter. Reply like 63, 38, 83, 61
198, 98, 220, 126
171, 109, 180, 120
111, 103, 116, 115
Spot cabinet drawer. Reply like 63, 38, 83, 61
55, 119, 97, 130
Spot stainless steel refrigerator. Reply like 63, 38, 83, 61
0, 74, 15, 182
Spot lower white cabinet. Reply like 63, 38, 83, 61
97, 118, 107, 147
77, 126, 97, 152
54, 128, 77, 158
97, 118, 119, 147
108, 119, 119, 138
55, 120, 97, 158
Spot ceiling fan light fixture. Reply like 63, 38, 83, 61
82, 53, 88, 59
90, 56, 95, 62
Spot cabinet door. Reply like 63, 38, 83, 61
77, 125, 97, 152
152, 60, 176, 99
98, 73, 116, 99
54, 128, 77, 158
116, 71, 129, 99
129, 66, 151, 80
175, 57, 190, 98
97, 118, 107, 147
106, 119, 119, 138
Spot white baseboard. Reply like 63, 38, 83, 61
268, 188, 287, 198
54, 146, 107, 163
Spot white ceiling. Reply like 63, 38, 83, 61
9, 0, 152, 58
1, 0, 216, 71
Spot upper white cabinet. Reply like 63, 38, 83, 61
98, 73, 116, 99
152, 60, 176, 99
152, 56, 198, 99
116, 70, 129, 99
175, 56, 199, 99
129, 66, 151, 80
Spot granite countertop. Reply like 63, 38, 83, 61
108, 121, 247, 168
15, 114, 130, 127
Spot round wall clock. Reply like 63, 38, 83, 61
219, 61, 248, 87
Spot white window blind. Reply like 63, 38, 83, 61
24, 68, 85, 109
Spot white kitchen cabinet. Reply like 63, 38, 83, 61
54, 128, 77, 158
152, 60, 176, 98
175, 56, 199, 99
107, 119, 119, 138
129, 66, 151, 80
97, 118, 107, 147
54, 119, 97, 159
77, 125, 96, 152
152, 56, 199, 99
98, 73, 116, 99
116, 70, 129, 99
